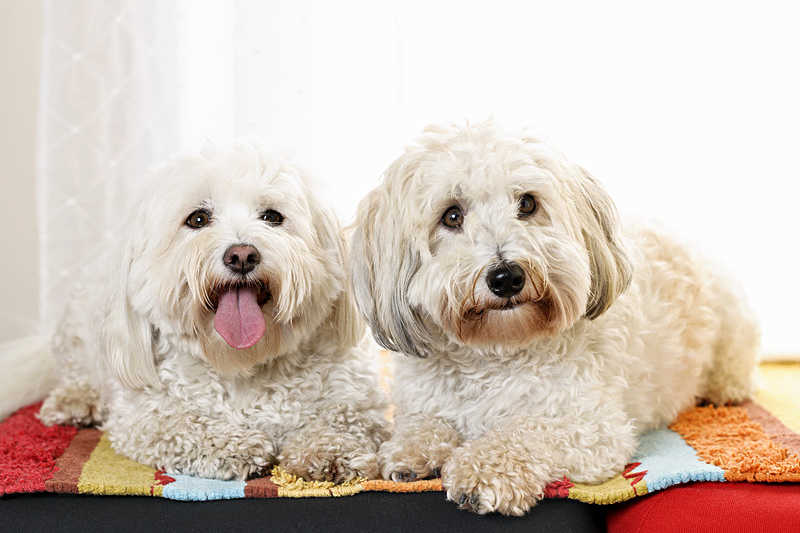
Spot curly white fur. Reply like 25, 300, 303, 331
36, 143, 387, 481
350, 121, 759, 515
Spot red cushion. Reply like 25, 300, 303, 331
607, 482, 800, 533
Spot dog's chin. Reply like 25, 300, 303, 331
448, 298, 561, 347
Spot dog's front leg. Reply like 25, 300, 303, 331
379, 412, 462, 482
106, 406, 277, 481
442, 410, 637, 516
278, 403, 389, 483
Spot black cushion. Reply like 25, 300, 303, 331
1, 492, 606, 532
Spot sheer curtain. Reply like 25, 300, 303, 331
38, 0, 182, 330
38, 1, 800, 355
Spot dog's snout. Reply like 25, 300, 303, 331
223, 244, 261, 275
486, 261, 525, 298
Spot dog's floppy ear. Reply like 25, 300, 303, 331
576, 168, 633, 319
101, 234, 160, 389
312, 202, 364, 350
350, 174, 431, 357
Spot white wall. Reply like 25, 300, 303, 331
192, 1, 800, 355
0, 1, 42, 342
6, 1, 799, 355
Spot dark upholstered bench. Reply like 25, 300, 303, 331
2, 491, 606, 532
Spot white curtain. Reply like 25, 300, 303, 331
38, 0, 182, 330
38, 0, 800, 355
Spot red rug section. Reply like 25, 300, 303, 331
0, 403, 77, 496
607, 481, 800, 533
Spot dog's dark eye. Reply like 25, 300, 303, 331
261, 209, 284, 226
518, 194, 537, 218
185, 209, 211, 229
441, 205, 464, 230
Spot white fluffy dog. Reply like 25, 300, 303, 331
350, 121, 759, 515
36, 143, 387, 482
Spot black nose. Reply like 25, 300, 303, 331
223, 244, 261, 275
486, 261, 525, 298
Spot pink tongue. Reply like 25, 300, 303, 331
214, 287, 266, 349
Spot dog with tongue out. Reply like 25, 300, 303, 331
36, 143, 388, 482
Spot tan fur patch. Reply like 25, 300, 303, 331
441, 263, 562, 345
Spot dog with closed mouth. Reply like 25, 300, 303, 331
37, 143, 388, 482
350, 121, 759, 515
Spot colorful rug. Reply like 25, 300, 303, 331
1, 363, 798, 503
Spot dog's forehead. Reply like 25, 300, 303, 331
418, 140, 553, 201
186, 163, 308, 210
212, 160, 296, 190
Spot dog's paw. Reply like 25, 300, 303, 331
441, 444, 544, 516
38, 384, 104, 426
167, 431, 276, 481
379, 438, 452, 482
210, 453, 273, 481
379, 418, 460, 481
279, 432, 379, 483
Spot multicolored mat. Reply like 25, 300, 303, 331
1, 363, 798, 504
